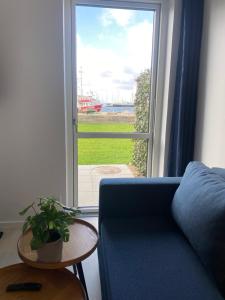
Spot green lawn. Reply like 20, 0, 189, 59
78, 123, 134, 133
78, 123, 134, 165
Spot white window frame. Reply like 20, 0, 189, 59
63, 0, 177, 210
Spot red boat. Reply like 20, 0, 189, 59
78, 96, 102, 113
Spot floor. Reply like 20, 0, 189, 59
0, 217, 101, 300
79, 164, 135, 206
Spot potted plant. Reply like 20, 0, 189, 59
19, 196, 80, 262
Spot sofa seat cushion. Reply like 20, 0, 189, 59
98, 217, 223, 300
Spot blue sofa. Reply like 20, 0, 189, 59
98, 177, 224, 300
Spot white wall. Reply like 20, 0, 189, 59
194, 0, 225, 167
0, 0, 66, 222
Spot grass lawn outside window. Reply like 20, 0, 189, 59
78, 123, 134, 165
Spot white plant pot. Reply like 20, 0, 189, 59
37, 238, 63, 262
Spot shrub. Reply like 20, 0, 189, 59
132, 69, 151, 176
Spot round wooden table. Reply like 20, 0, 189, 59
17, 219, 98, 300
0, 263, 86, 300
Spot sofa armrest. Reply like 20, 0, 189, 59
99, 177, 181, 224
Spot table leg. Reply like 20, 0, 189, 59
72, 264, 77, 276
76, 262, 89, 300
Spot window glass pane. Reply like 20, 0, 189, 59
78, 138, 148, 206
76, 6, 154, 133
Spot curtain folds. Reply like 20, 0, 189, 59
167, 0, 204, 176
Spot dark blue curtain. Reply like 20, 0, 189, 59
167, 0, 204, 176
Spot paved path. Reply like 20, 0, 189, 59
78, 164, 135, 206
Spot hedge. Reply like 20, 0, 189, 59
132, 69, 151, 176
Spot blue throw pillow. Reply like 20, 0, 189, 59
172, 161, 225, 291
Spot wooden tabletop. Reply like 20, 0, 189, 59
0, 263, 86, 300
17, 219, 98, 269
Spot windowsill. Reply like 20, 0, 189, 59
79, 206, 99, 216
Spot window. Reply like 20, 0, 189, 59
63, 0, 174, 209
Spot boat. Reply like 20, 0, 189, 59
111, 103, 134, 107
78, 96, 102, 113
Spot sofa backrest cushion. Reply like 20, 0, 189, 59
211, 167, 225, 180
172, 161, 225, 290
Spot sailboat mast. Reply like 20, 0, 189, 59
79, 67, 83, 96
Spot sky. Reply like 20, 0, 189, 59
76, 6, 154, 104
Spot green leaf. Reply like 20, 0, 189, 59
49, 221, 54, 230
19, 203, 34, 216
64, 233, 69, 242
30, 237, 43, 250
42, 231, 50, 243
22, 222, 30, 233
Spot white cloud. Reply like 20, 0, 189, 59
77, 19, 153, 103
97, 33, 104, 41
126, 20, 153, 71
101, 8, 135, 27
